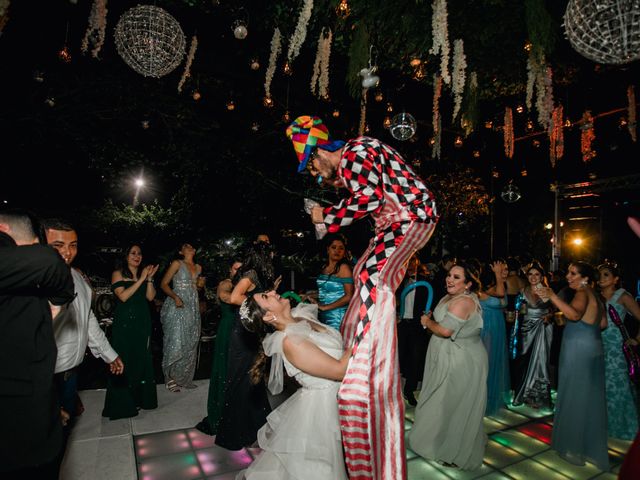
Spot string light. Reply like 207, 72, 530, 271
263, 96, 274, 108
374, 90, 384, 102
484, 120, 493, 129
192, 90, 201, 101
332, 109, 340, 118
337, 0, 350, 18
58, 46, 72, 63
516, 105, 524, 114
383, 116, 392, 129
250, 58, 260, 70
226, 99, 235, 111
283, 61, 292, 76
386, 102, 394, 113
473, 150, 481, 158
454, 136, 463, 147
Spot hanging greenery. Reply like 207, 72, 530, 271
346, 23, 370, 98
524, 0, 557, 58
178, 35, 198, 93
629, 85, 637, 142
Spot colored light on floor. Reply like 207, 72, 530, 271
517, 422, 553, 445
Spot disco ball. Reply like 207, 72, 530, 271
114, 5, 186, 78
501, 183, 522, 203
564, 0, 640, 64
389, 112, 417, 141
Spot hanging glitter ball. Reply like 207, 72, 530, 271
389, 112, 417, 141
501, 182, 522, 203
564, 0, 640, 65
114, 5, 186, 78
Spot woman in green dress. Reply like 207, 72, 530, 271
102, 245, 159, 420
196, 259, 242, 434
409, 263, 488, 470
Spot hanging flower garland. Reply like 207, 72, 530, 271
525, 51, 537, 110
451, 39, 466, 121
535, 63, 553, 129
580, 110, 596, 162
461, 71, 478, 136
264, 27, 282, 100
287, 0, 314, 63
549, 105, 564, 167
177, 35, 198, 93
430, 0, 450, 85
358, 89, 368, 136
81, 0, 108, 58
0, 0, 10, 35
432, 75, 443, 159
310, 28, 332, 100
504, 107, 514, 159
628, 85, 637, 142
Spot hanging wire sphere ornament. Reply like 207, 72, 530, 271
389, 112, 417, 141
501, 182, 522, 203
114, 5, 186, 78
564, 0, 640, 64
233, 20, 248, 39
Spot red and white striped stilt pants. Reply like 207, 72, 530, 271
339, 220, 436, 480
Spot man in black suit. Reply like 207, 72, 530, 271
0, 210, 74, 479
397, 254, 431, 406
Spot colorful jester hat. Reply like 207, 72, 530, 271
285, 115, 346, 173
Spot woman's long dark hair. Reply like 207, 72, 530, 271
233, 241, 276, 288
242, 295, 271, 385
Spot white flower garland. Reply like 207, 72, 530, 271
358, 89, 368, 136
81, 0, 108, 59
432, 75, 443, 159
461, 71, 477, 136
264, 27, 282, 100
526, 53, 535, 110
430, 0, 450, 85
504, 107, 514, 159
628, 85, 637, 142
178, 35, 198, 93
451, 39, 466, 121
535, 62, 553, 130
287, 0, 314, 63
310, 28, 332, 99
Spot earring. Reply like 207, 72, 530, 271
580, 280, 588, 287
464, 287, 470, 295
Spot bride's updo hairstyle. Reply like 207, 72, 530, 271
239, 296, 271, 385
452, 261, 481, 293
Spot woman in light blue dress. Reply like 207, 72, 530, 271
479, 260, 510, 416
598, 263, 640, 440
316, 234, 354, 330
540, 262, 609, 470
160, 243, 202, 392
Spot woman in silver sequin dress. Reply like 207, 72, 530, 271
160, 243, 202, 392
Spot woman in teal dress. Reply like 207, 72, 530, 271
539, 262, 609, 470
102, 245, 159, 420
196, 259, 242, 435
479, 260, 510, 416
409, 263, 488, 470
598, 263, 640, 440
316, 234, 354, 330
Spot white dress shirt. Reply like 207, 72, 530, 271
54, 268, 118, 373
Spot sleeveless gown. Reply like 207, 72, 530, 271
409, 294, 488, 470
512, 291, 553, 407
480, 296, 510, 416
202, 301, 236, 433
102, 279, 157, 419
215, 271, 271, 450
552, 314, 609, 470
238, 306, 347, 480
317, 274, 353, 330
603, 289, 639, 440
160, 261, 201, 388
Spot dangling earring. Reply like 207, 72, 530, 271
464, 287, 470, 295
580, 280, 588, 287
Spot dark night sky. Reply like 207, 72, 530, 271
0, 0, 638, 277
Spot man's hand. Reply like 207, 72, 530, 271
311, 206, 325, 224
109, 356, 124, 375
60, 408, 70, 426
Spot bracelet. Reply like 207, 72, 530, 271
147, 279, 154, 283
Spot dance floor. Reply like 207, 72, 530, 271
61, 381, 629, 480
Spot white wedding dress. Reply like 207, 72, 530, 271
237, 304, 348, 480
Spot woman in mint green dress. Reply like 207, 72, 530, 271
102, 245, 158, 420
409, 264, 488, 470
598, 263, 640, 440
316, 234, 354, 330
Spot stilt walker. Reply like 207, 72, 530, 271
286, 116, 438, 479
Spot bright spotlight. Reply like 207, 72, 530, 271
544, 223, 553, 230
135, 178, 145, 188
572, 238, 583, 246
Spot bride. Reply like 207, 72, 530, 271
236, 291, 350, 480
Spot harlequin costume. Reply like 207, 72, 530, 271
286, 116, 438, 479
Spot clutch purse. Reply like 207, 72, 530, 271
608, 304, 640, 385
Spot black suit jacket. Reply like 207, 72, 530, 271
0, 234, 75, 471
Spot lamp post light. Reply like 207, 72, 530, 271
133, 177, 145, 207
